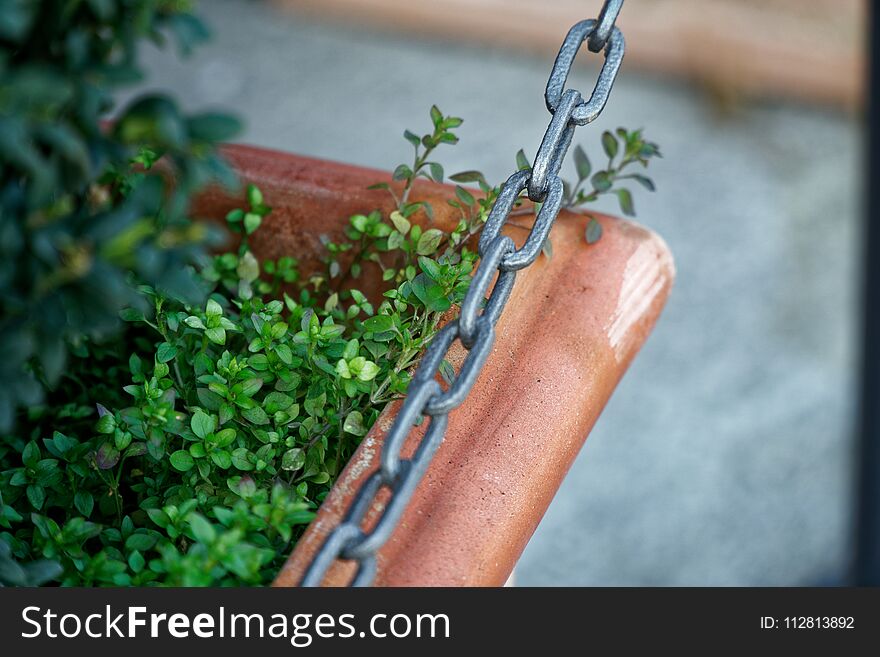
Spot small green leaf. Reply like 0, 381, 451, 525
170, 450, 195, 472
263, 392, 294, 414
246, 183, 263, 207
418, 256, 442, 281
74, 490, 94, 517
389, 211, 410, 235
416, 228, 444, 255
191, 410, 215, 439
128, 551, 145, 573
26, 484, 45, 510
356, 361, 380, 382
124, 533, 157, 552
205, 327, 226, 345
244, 212, 262, 235
281, 448, 306, 471
591, 171, 613, 193
430, 104, 443, 127
363, 315, 394, 333
335, 359, 351, 379
146, 508, 170, 529
410, 273, 451, 313
211, 450, 232, 469
449, 170, 487, 185
602, 131, 618, 159
392, 164, 412, 181
343, 411, 367, 436
238, 378, 263, 397
403, 129, 420, 147
96, 443, 120, 470
573, 144, 591, 180
455, 186, 475, 207
156, 342, 177, 363
585, 217, 603, 244
22, 441, 39, 467
630, 174, 656, 191
214, 428, 237, 447
231, 448, 254, 471
206, 299, 223, 318
95, 414, 116, 434
515, 149, 530, 171
275, 343, 293, 364
188, 513, 216, 544
616, 188, 635, 216
241, 405, 269, 425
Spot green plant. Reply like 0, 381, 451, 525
0, 0, 240, 430
0, 103, 659, 586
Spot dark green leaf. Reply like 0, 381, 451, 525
124, 532, 157, 552
231, 448, 254, 471
591, 171, 613, 193
74, 491, 94, 517
602, 131, 618, 159
455, 186, 475, 207
449, 170, 486, 185
630, 174, 656, 191
403, 129, 420, 147
241, 405, 269, 425
191, 410, 215, 439
26, 484, 45, 510
392, 164, 412, 181
169, 450, 194, 472
430, 105, 443, 127
573, 144, 591, 180
156, 342, 177, 363
410, 273, 451, 313
585, 217, 603, 244
616, 188, 635, 216
363, 315, 394, 333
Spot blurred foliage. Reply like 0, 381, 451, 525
0, 0, 241, 430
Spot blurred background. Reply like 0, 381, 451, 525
121, 0, 865, 585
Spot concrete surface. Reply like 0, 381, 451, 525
121, 0, 861, 585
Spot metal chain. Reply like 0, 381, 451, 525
300, 0, 626, 587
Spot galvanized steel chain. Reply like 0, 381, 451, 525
300, 0, 625, 586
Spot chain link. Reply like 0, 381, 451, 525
299, 0, 626, 587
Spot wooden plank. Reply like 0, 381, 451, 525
273, 0, 865, 108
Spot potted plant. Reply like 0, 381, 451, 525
0, 1, 672, 587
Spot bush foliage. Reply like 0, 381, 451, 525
0, 0, 239, 429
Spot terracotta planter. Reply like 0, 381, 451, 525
192, 144, 675, 587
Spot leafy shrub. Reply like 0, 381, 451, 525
0, 0, 240, 429
0, 102, 658, 585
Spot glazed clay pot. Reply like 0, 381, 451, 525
192, 144, 675, 587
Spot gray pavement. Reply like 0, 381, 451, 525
123, 0, 861, 585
